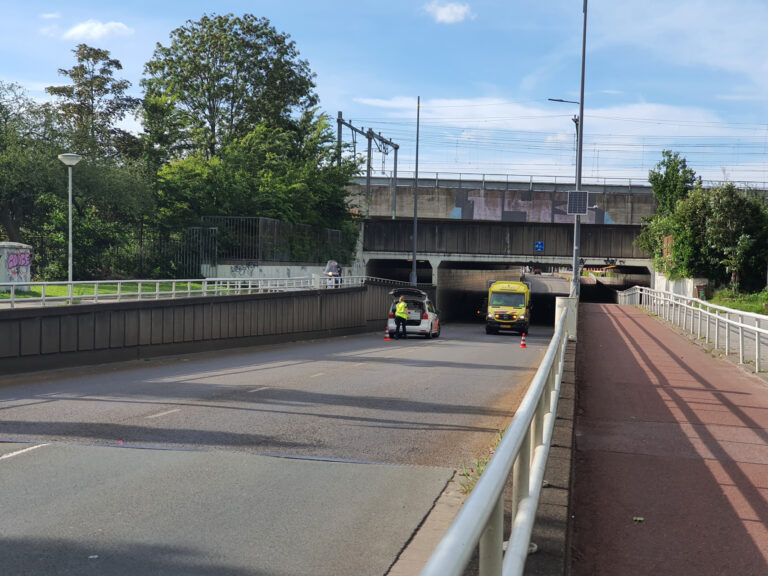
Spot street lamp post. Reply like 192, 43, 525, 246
548, 0, 587, 297
410, 96, 420, 286
573, 0, 588, 297
58, 153, 82, 296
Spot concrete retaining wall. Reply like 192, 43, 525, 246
0, 282, 397, 375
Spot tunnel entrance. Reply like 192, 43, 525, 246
365, 258, 650, 327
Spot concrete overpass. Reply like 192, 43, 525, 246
361, 219, 651, 283
359, 218, 651, 322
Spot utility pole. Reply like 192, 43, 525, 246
337, 113, 399, 219
410, 96, 420, 286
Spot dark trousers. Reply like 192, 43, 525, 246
395, 316, 407, 338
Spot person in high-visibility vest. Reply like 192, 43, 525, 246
394, 295, 409, 339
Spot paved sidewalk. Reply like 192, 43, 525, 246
571, 303, 768, 576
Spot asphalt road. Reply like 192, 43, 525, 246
0, 322, 553, 575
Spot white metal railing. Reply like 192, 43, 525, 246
419, 307, 570, 576
619, 286, 768, 373
0, 275, 385, 309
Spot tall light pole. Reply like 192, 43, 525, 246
573, 0, 588, 297
548, 0, 588, 297
410, 96, 420, 286
58, 153, 82, 295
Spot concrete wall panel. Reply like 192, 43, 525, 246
125, 310, 139, 347
139, 310, 152, 345
110, 311, 125, 349
0, 320, 19, 358
61, 315, 78, 353
20, 318, 40, 356
41, 317, 60, 354
78, 314, 94, 350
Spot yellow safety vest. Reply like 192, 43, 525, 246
395, 301, 408, 319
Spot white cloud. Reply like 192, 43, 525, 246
62, 19, 134, 41
591, 1, 768, 96
40, 13, 60, 20
424, 1, 473, 24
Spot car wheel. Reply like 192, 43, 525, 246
426, 325, 432, 339
434, 324, 441, 338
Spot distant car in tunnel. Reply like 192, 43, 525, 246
387, 288, 441, 339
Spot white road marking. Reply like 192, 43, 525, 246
248, 386, 271, 393
144, 408, 181, 419
310, 372, 324, 378
0, 443, 49, 460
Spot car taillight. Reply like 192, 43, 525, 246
422, 312, 428, 320
388, 312, 394, 318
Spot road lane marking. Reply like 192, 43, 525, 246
144, 408, 181, 419
310, 372, 324, 378
0, 443, 49, 460
248, 387, 271, 393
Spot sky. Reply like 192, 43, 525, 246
3, 0, 768, 186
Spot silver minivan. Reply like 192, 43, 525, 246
387, 288, 441, 339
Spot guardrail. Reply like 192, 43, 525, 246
419, 307, 569, 576
0, 276, 426, 309
619, 286, 768, 373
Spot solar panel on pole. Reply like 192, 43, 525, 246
567, 190, 588, 215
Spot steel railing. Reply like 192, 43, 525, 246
419, 307, 570, 576
0, 275, 429, 309
619, 286, 768, 373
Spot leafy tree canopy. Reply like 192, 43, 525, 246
143, 13, 317, 158
648, 149, 697, 215
638, 157, 768, 291
46, 44, 140, 158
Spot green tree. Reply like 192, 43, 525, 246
0, 82, 63, 243
704, 183, 768, 290
649, 150, 697, 215
46, 44, 140, 158
143, 13, 317, 158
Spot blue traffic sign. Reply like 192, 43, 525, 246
534, 241, 545, 252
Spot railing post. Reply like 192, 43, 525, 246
512, 434, 531, 523
705, 306, 710, 344
756, 318, 762, 373
738, 315, 744, 364
725, 312, 730, 356
697, 307, 701, 339
479, 496, 504, 576
714, 310, 719, 350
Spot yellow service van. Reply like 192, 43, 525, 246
485, 280, 531, 335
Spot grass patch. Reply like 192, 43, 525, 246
709, 288, 768, 316
457, 430, 504, 494
0, 281, 206, 300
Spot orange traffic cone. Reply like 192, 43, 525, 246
384, 326, 391, 341
519, 333, 527, 349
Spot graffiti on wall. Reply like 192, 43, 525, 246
4, 250, 31, 283
453, 190, 606, 224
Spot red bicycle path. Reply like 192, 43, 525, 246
571, 303, 768, 576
